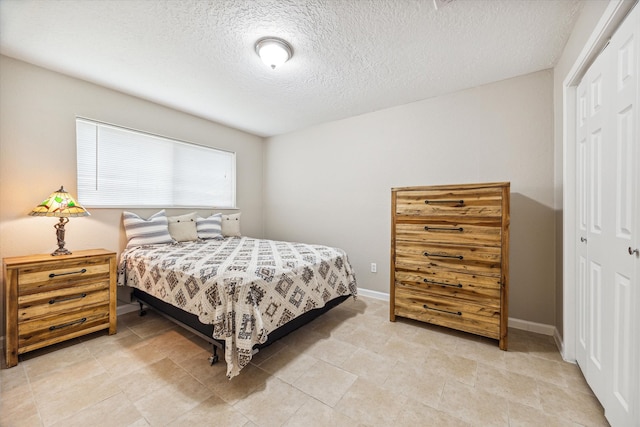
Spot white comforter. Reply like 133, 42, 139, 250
118, 237, 357, 377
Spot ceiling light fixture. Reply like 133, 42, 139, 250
255, 37, 293, 70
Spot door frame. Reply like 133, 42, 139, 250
562, 0, 636, 362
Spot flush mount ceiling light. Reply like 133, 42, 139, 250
255, 37, 293, 70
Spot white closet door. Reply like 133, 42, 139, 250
576, 41, 614, 407
607, 4, 638, 425
575, 5, 639, 426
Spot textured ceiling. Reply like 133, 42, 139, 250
0, 0, 585, 137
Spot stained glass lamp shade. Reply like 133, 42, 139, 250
29, 186, 90, 256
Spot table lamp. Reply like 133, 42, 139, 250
29, 186, 90, 256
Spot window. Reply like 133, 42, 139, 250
76, 118, 236, 208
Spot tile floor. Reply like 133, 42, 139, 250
1, 296, 608, 426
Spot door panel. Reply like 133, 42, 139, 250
577, 254, 588, 364
616, 106, 634, 238
612, 272, 632, 415
588, 261, 603, 374
589, 128, 603, 234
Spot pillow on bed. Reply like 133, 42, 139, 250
196, 213, 223, 239
167, 212, 198, 242
221, 212, 241, 237
123, 210, 174, 248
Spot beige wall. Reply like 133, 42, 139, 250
0, 55, 264, 334
263, 70, 556, 325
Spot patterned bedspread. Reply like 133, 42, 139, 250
117, 237, 357, 378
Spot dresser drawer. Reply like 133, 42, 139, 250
394, 270, 501, 305
394, 286, 500, 339
18, 257, 111, 295
18, 304, 110, 354
395, 241, 502, 277
18, 281, 110, 322
395, 221, 502, 246
395, 187, 503, 219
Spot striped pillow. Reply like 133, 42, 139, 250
196, 213, 223, 240
123, 210, 174, 248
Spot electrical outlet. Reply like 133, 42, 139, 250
370, 263, 377, 273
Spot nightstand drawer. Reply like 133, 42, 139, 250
18, 257, 111, 295
18, 304, 110, 353
18, 281, 110, 322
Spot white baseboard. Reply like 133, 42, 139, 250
552, 328, 576, 363
508, 317, 556, 336
357, 288, 390, 301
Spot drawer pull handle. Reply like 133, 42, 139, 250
49, 293, 87, 305
424, 226, 464, 232
423, 304, 462, 316
423, 252, 464, 260
49, 317, 87, 331
49, 268, 87, 278
423, 278, 463, 288
424, 199, 464, 206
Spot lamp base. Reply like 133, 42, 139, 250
52, 217, 72, 256
51, 247, 72, 256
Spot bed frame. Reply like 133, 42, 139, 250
133, 288, 350, 365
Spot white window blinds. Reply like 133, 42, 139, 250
76, 118, 236, 208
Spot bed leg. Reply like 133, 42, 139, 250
138, 301, 147, 317
208, 345, 219, 365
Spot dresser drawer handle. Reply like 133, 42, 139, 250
423, 278, 463, 288
49, 293, 87, 305
424, 199, 464, 206
423, 304, 462, 316
49, 317, 87, 331
424, 226, 464, 232
49, 268, 87, 278
423, 252, 464, 260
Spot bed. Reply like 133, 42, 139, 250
117, 236, 358, 378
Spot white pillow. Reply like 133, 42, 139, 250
123, 210, 174, 248
196, 213, 223, 239
221, 212, 241, 237
168, 212, 198, 242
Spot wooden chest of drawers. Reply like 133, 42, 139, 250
390, 182, 510, 349
3, 249, 117, 367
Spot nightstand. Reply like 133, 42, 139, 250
3, 249, 117, 367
